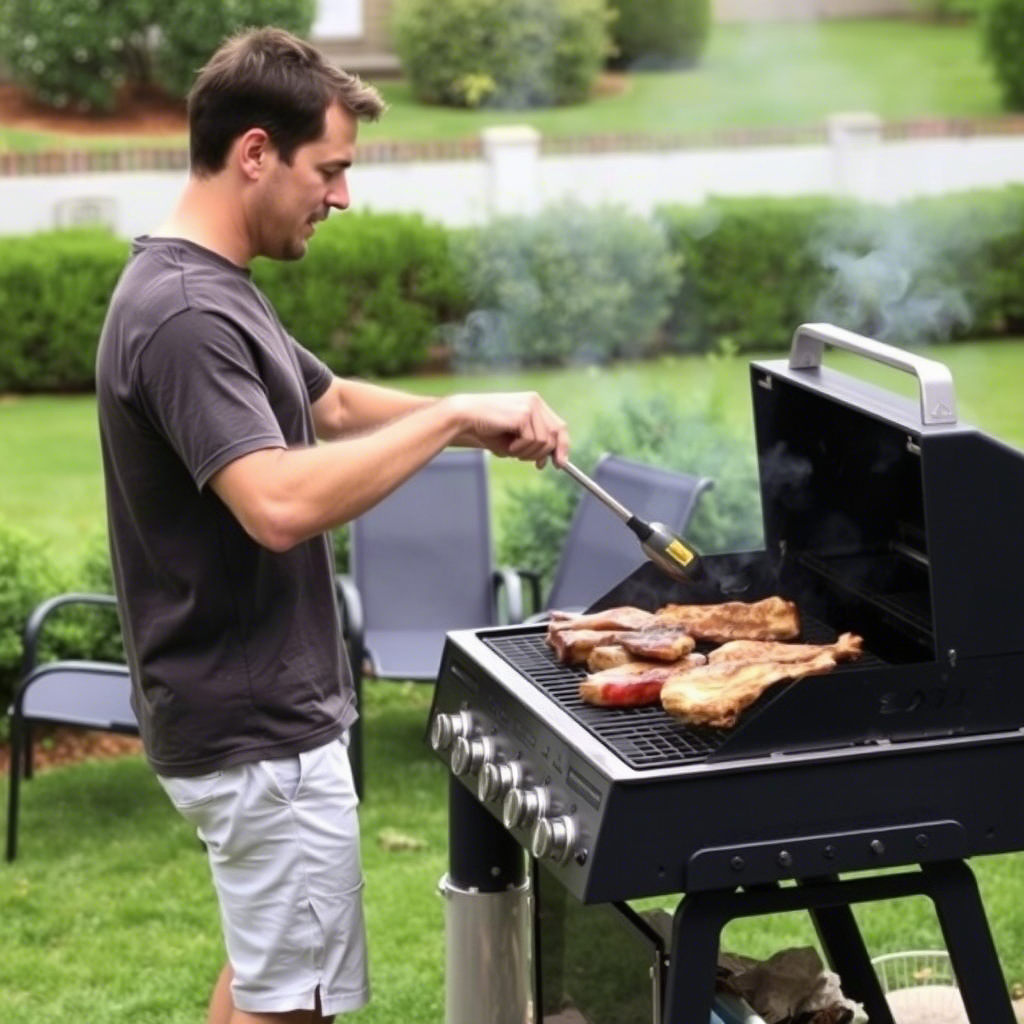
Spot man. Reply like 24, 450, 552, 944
95, 26, 568, 1024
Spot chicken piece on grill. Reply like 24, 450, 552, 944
707, 632, 863, 665
580, 653, 708, 707
547, 628, 621, 665
654, 596, 800, 644
546, 606, 656, 637
586, 645, 632, 672
549, 625, 694, 666
660, 650, 836, 728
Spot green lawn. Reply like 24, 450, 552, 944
0, 19, 1003, 153
3, 340, 1023, 571
3, 680, 1024, 1024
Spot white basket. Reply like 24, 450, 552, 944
871, 951, 967, 1024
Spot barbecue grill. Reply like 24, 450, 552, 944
428, 324, 1024, 1024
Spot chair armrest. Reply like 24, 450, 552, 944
21, 592, 119, 678
492, 567, 524, 625
514, 569, 543, 618
334, 574, 365, 662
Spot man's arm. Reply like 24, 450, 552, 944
211, 390, 568, 552
310, 376, 436, 440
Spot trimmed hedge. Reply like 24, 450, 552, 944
0, 230, 130, 392
607, 0, 711, 70
252, 212, 470, 377
392, 0, 611, 109
448, 202, 680, 366
3, 188, 1024, 392
984, 0, 1024, 110
656, 187, 1024, 352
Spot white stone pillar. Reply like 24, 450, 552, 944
827, 111, 883, 202
481, 125, 541, 219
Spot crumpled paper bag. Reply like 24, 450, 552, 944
718, 946, 868, 1024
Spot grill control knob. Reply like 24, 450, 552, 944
430, 711, 471, 752
531, 816, 577, 864
478, 762, 522, 803
450, 736, 493, 777
502, 787, 548, 830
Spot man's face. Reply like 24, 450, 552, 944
255, 102, 357, 261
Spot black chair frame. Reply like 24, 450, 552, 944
6, 592, 134, 862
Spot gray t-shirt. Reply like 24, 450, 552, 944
96, 236, 354, 776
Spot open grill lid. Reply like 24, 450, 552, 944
751, 324, 1024, 663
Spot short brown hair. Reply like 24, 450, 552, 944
187, 26, 386, 176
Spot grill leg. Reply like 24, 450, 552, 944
923, 860, 1016, 1024
802, 877, 894, 1024
662, 893, 726, 1024
443, 778, 529, 1024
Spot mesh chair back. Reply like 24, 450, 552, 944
545, 454, 713, 612
350, 449, 496, 678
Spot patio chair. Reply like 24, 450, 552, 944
6, 592, 135, 862
336, 449, 524, 798
521, 453, 714, 616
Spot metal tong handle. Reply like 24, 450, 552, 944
560, 461, 633, 523
788, 322, 957, 426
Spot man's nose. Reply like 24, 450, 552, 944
326, 182, 349, 210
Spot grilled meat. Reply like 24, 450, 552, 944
587, 645, 632, 671
655, 596, 800, 643
708, 632, 863, 665
548, 628, 621, 665
549, 625, 695, 666
660, 650, 836, 728
617, 627, 695, 662
580, 653, 707, 707
547, 607, 656, 636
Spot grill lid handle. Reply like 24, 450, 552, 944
789, 322, 957, 426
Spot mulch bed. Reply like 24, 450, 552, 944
0, 727, 143, 776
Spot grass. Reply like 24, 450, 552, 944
0, 19, 1004, 153
3, 340, 1023, 572
2, 342, 1023, 1017
3, 680, 1024, 1024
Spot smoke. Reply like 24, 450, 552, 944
810, 211, 973, 346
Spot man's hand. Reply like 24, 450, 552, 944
446, 392, 570, 468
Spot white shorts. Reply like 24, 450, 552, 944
158, 737, 369, 1016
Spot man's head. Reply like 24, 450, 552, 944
187, 27, 386, 260
188, 26, 385, 177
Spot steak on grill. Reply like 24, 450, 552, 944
707, 632, 863, 665
548, 626, 695, 666
654, 596, 800, 643
579, 653, 708, 707
660, 650, 836, 727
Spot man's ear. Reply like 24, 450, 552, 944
237, 128, 271, 180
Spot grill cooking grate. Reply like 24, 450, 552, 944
482, 619, 884, 770
482, 631, 727, 767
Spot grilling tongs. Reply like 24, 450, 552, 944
560, 460, 704, 583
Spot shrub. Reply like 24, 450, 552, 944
606, 0, 711, 70
983, 0, 1024, 110
449, 202, 681, 367
0, 0, 315, 113
0, 229, 129, 392
392, 0, 611, 109
497, 388, 763, 594
152, 0, 315, 100
656, 188, 1024, 353
253, 212, 470, 376
0, 520, 61, 731
0, 0, 158, 112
